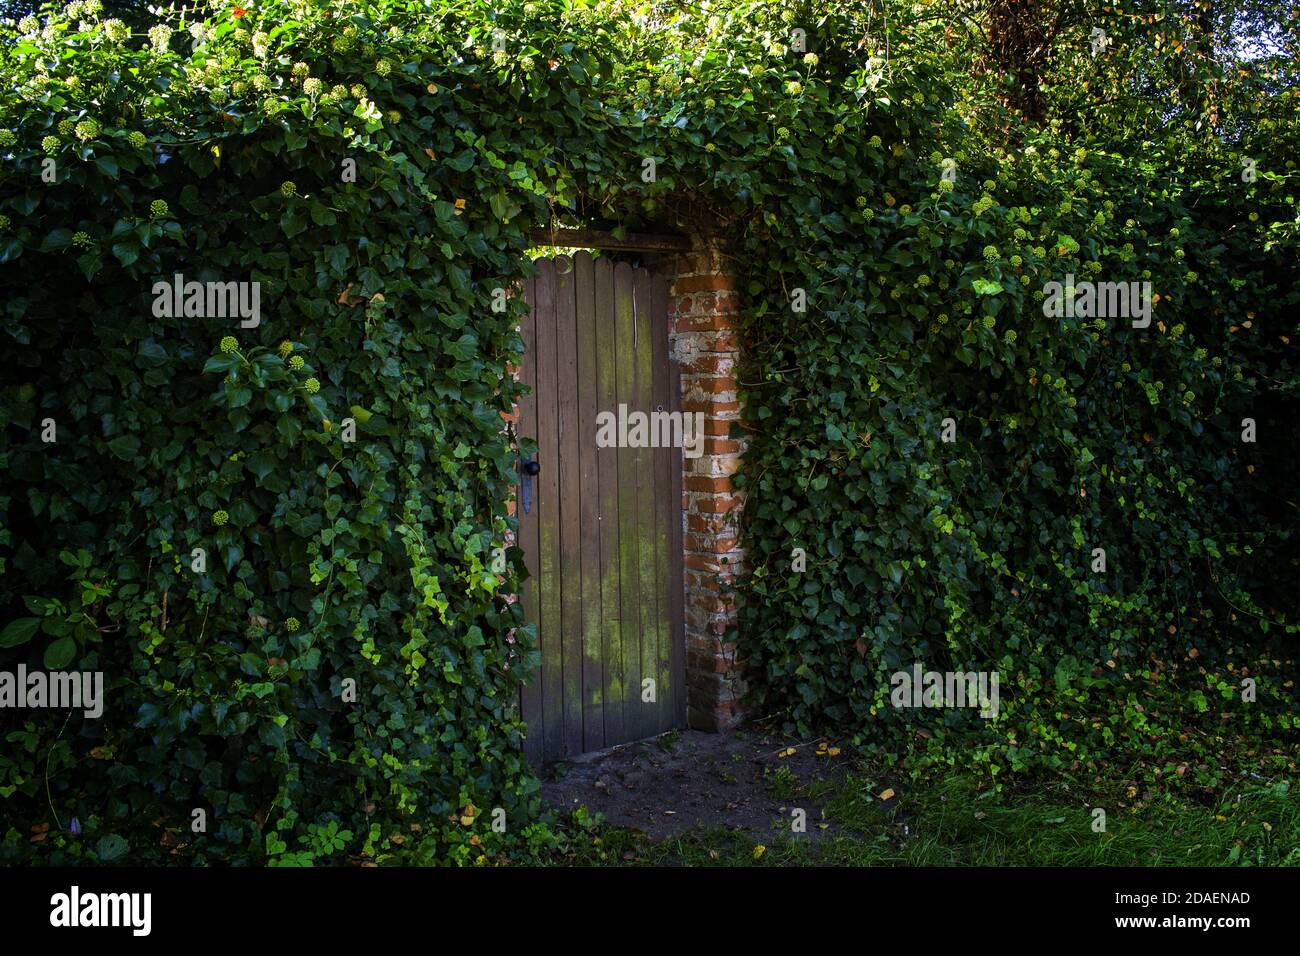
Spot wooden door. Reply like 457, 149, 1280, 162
517, 252, 686, 764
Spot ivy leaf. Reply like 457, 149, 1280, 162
280, 209, 307, 238
111, 241, 139, 267
95, 834, 129, 862
972, 278, 1004, 296
0, 617, 41, 648
41, 228, 73, 252
107, 435, 140, 460
43, 636, 77, 669
203, 354, 241, 374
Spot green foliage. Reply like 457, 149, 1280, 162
0, 0, 1296, 864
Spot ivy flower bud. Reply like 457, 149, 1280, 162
278, 340, 294, 357
0, 131, 15, 149
285, 617, 301, 632
280, 181, 297, 198
74, 118, 101, 142
150, 199, 169, 218
304, 377, 320, 394
219, 336, 238, 353
42, 135, 60, 155
289, 355, 305, 370
212, 510, 229, 527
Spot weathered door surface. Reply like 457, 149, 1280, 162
517, 251, 686, 764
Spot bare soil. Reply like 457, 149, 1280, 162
540, 727, 851, 841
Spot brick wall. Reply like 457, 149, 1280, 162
668, 242, 747, 731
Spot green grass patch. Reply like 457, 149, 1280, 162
553, 766, 1300, 867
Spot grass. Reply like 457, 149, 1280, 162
555, 765, 1300, 867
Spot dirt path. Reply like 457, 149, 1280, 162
541, 728, 850, 841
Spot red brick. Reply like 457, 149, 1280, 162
684, 531, 739, 553
693, 495, 742, 515
700, 333, 740, 352
690, 377, 739, 395
675, 314, 735, 333
683, 292, 716, 313
674, 274, 735, 293
685, 553, 725, 572
684, 475, 732, 493
687, 513, 731, 533
682, 355, 731, 375
703, 437, 742, 455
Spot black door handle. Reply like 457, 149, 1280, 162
519, 455, 539, 513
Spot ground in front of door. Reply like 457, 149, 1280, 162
541, 728, 851, 842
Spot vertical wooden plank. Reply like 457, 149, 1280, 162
555, 256, 584, 759
534, 260, 564, 761
632, 266, 660, 740
649, 266, 677, 734
595, 258, 625, 746
666, 269, 687, 728
574, 251, 604, 753
612, 262, 644, 739
519, 274, 542, 764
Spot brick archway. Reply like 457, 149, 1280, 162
507, 230, 748, 755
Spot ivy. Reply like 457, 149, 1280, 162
0, 0, 1296, 864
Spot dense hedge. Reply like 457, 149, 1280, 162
1, 0, 1296, 864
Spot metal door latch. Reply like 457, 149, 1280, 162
519, 455, 540, 514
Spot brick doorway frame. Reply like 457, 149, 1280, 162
512, 229, 747, 741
